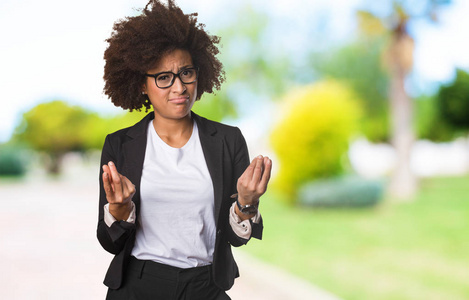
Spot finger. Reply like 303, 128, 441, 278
108, 161, 123, 198
263, 156, 270, 172
251, 155, 264, 183
102, 172, 114, 201
103, 164, 112, 173
102, 165, 113, 190
122, 175, 136, 198
239, 157, 256, 183
258, 157, 272, 193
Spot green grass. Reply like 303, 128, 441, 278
243, 176, 469, 300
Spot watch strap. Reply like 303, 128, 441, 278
231, 193, 259, 215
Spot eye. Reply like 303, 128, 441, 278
181, 69, 194, 78
157, 74, 171, 82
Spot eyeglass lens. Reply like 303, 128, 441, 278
156, 68, 197, 88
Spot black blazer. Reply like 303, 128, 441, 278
97, 112, 263, 291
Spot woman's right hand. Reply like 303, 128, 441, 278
102, 161, 135, 221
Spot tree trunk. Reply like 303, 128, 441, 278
47, 153, 64, 175
389, 69, 416, 199
388, 29, 417, 200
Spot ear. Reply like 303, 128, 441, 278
142, 82, 147, 94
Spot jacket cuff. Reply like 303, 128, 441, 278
104, 201, 136, 227
229, 202, 261, 239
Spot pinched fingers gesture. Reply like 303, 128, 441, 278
237, 155, 272, 205
102, 161, 135, 209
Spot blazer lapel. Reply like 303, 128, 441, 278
193, 112, 224, 228
122, 112, 153, 210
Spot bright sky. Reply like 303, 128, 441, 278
1, 0, 468, 142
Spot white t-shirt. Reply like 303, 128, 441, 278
131, 120, 216, 268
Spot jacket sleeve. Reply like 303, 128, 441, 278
226, 127, 263, 247
96, 135, 136, 255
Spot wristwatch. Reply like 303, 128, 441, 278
231, 193, 259, 215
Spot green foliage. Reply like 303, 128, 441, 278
192, 91, 237, 122
310, 38, 390, 142
414, 69, 469, 142
14, 100, 92, 153
0, 143, 27, 177
83, 109, 152, 150
414, 94, 455, 141
270, 81, 362, 200
437, 69, 469, 131
13, 100, 94, 173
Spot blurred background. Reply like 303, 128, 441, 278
1, 0, 468, 299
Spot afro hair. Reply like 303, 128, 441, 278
103, 0, 224, 111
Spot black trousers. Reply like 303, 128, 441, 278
106, 256, 231, 300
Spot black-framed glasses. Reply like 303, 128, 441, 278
145, 67, 199, 89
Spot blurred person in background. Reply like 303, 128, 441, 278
96, 0, 272, 299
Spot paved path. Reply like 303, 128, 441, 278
0, 157, 341, 299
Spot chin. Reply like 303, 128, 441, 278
172, 109, 192, 120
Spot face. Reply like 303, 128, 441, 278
143, 49, 197, 122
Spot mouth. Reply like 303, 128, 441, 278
168, 96, 190, 104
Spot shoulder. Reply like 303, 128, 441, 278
193, 113, 248, 159
193, 112, 243, 138
104, 112, 153, 146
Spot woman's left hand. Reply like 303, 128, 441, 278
237, 155, 272, 208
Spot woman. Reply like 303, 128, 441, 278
97, 1, 272, 299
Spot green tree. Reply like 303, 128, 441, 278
437, 68, 469, 133
414, 94, 454, 141
14, 100, 92, 174
82, 109, 152, 150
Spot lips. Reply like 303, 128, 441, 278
168, 96, 189, 104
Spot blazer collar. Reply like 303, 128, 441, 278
126, 112, 154, 139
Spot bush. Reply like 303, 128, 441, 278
297, 176, 384, 207
270, 80, 362, 201
0, 145, 27, 177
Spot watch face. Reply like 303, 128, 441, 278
241, 206, 258, 215
237, 199, 259, 215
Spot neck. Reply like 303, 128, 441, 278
152, 112, 193, 146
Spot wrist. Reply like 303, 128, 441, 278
232, 193, 259, 217
109, 202, 132, 221
234, 202, 256, 221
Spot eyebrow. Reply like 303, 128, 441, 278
159, 65, 194, 73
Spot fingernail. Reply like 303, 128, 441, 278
258, 155, 263, 159
109, 161, 114, 166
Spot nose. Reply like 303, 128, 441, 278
172, 75, 186, 94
